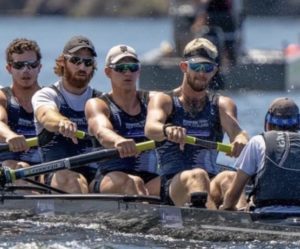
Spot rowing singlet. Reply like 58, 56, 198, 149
0, 87, 41, 164
253, 131, 300, 207
97, 92, 158, 174
39, 85, 102, 169
157, 93, 223, 176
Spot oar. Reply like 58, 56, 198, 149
0, 140, 155, 186
0, 130, 90, 153
185, 135, 232, 154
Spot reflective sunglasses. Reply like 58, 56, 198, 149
64, 54, 94, 67
188, 62, 215, 73
11, 60, 40, 70
109, 63, 140, 73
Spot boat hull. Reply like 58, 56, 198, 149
1, 194, 300, 241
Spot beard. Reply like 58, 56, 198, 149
64, 66, 94, 89
186, 74, 209, 92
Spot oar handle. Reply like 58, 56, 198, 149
0, 139, 156, 186
0, 137, 38, 153
75, 131, 156, 152
185, 136, 197, 145
75, 130, 87, 139
136, 140, 155, 152
25, 137, 38, 147
216, 142, 232, 154
0, 130, 90, 153
185, 135, 232, 153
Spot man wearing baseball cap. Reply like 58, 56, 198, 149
145, 37, 248, 208
85, 44, 160, 196
221, 97, 300, 212
32, 35, 102, 193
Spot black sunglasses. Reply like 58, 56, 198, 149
11, 60, 40, 70
188, 62, 216, 73
109, 63, 140, 73
64, 54, 94, 67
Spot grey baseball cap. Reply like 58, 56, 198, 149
63, 35, 97, 56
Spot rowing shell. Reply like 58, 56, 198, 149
0, 193, 299, 242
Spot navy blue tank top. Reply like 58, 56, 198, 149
0, 87, 41, 164
97, 91, 157, 174
39, 85, 102, 169
157, 93, 223, 176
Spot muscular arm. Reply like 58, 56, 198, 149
0, 90, 12, 141
85, 98, 120, 148
221, 169, 250, 210
32, 88, 78, 143
219, 96, 249, 157
35, 105, 68, 132
144, 92, 173, 141
0, 90, 29, 151
85, 97, 136, 157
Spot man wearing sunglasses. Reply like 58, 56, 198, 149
0, 38, 42, 188
145, 38, 248, 208
85, 44, 160, 196
32, 35, 102, 193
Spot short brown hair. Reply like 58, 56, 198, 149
6, 38, 42, 63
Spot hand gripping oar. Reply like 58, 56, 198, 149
0, 130, 90, 153
185, 135, 232, 154
0, 140, 155, 186
0, 137, 38, 153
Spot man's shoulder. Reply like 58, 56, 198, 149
32, 84, 58, 106
33, 85, 57, 97
218, 95, 235, 105
250, 134, 265, 144
245, 135, 266, 154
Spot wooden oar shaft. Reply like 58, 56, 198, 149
3, 140, 155, 184
185, 135, 232, 153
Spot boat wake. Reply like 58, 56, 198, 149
0, 210, 300, 249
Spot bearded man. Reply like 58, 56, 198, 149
145, 38, 248, 208
32, 36, 102, 193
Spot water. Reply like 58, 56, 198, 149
1, 15, 300, 248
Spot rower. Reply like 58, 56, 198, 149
85, 44, 160, 196
0, 38, 42, 190
145, 37, 248, 208
32, 36, 102, 193
221, 97, 300, 213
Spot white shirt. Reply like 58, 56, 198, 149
32, 81, 94, 134
234, 135, 265, 175
235, 134, 300, 213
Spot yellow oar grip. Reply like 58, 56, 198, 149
76, 130, 86, 139
23, 131, 86, 148
185, 136, 196, 145
136, 140, 156, 153
75, 131, 155, 152
26, 137, 38, 147
216, 142, 232, 153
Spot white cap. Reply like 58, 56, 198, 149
105, 44, 139, 66
183, 38, 218, 64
